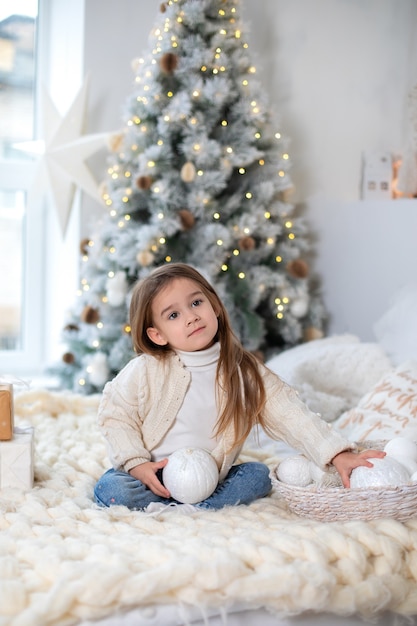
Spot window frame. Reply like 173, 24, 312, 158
0, 161, 46, 375
0, 0, 84, 378
0, 0, 45, 376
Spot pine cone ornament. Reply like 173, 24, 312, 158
136, 175, 153, 190
286, 259, 309, 279
160, 52, 178, 74
62, 352, 75, 364
238, 235, 256, 251
81, 306, 100, 325
80, 238, 91, 255
178, 209, 196, 230
64, 323, 79, 332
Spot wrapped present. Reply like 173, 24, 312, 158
0, 427, 34, 490
0, 383, 13, 440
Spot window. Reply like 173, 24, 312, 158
0, 0, 86, 379
0, 0, 44, 376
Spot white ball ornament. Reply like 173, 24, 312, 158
410, 471, 417, 483
131, 57, 142, 73
350, 456, 410, 488
309, 461, 326, 484
389, 455, 417, 477
309, 461, 341, 487
162, 448, 219, 504
289, 295, 309, 319
276, 455, 312, 487
87, 352, 110, 387
384, 437, 417, 463
106, 271, 128, 307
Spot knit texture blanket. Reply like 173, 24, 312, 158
1, 388, 417, 626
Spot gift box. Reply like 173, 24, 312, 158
0, 383, 14, 440
0, 428, 34, 490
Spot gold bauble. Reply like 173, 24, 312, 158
303, 326, 324, 342
281, 186, 295, 202
180, 161, 196, 183
107, 132, 124, 153
136, 250, 155, 267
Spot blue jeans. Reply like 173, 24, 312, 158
94, 462, 272, 511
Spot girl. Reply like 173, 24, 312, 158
94, 263, 384, 513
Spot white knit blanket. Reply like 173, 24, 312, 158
1, 387, 416, 626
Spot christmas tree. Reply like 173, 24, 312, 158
51, 0, 326, 393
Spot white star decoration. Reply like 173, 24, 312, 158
17, 79, 111, 236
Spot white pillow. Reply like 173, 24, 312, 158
266, 334, 392, 422
266, 334, 359, 385
333, 360, 417, 441
373, 283, 417, 366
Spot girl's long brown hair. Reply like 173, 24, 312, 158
129, 263, 267, 446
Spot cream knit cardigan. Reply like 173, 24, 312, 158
97, 351, 353, 479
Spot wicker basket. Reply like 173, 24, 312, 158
271, 441, 417, 522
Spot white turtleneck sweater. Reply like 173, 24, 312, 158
151, 342, 220, 462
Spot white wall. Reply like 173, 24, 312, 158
242, 0, 417, 340
79, 0, 417, 342
81, 0, 161, 235
242, 0, 417, 203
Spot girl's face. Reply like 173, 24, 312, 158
146, 277, 219, 352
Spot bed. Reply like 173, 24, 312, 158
3, 289, 417, 626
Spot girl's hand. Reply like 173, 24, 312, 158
331, 449, 386, 488
129, 459, 170, 498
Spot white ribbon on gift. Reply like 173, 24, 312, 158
13, 426, 34, 435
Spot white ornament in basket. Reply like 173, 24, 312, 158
271, 439, 417, 522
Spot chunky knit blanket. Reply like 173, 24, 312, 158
0, 385, 416, 626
